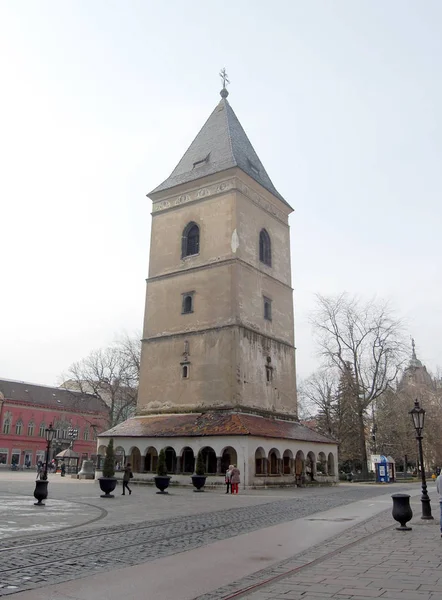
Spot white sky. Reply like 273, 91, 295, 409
1, 1, 441, 386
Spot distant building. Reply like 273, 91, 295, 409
398, 338, 435, 393
0, 378, 109, 467
61, 379, 137, 426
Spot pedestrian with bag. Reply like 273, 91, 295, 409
122, 462, 133, 495
230, 464, 240, 494
225, 465, 232, 494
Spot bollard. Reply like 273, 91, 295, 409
392, 493, 412, 531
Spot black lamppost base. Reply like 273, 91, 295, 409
421, 499, 434, 520
396, 525, 412, 531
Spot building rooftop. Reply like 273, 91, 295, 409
0, 378, 109, 414
150, 93, 291, 208
99, 411, 335, 444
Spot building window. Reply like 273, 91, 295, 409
182, 222, 200, 258
15, 420, 23, 435
259, 229, 271, 266
0, 449, 8, 465
263, 297, 272, 321
84, 428, 89, 441
27, 422, 34, 436
182, 365, 189, 379
39, 423, 45, 437
2, 418, 10, 435
182, 292, 194, 314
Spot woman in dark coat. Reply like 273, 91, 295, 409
230, 465, 240, 494
122, 462, 133, 495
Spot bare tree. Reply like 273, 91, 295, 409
311, 294, 408, 477
61, 334, 141, 428
298, 370, 338, 436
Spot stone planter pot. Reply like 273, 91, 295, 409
392, 493, 413, 530
154, 475, 171, 494
34, 479, 48, 506
99, 476, 117, 498
191, 475, 206, 492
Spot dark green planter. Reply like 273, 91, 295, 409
99, 476, 117, 498
154, 475, 171, 493
191, 475, 206, 491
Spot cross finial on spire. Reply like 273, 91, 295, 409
219, 67, 230, 98
411, 337, 417, 359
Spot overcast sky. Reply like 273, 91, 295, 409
1, 1, 441, 386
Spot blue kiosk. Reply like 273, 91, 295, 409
373, 455, 395, 483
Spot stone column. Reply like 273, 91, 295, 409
263, 458, 268, 476
278, 458, 283, 475
216, 456, 222, 475
176, 456, 181, 474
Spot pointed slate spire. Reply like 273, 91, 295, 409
150, 95, 289, 207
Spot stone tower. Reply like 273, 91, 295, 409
98, 84, 338, 487
137, 87, 297, 419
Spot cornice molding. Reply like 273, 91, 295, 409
147, 257, 293, 291
151, 176, 288, 225
142, 323, 295, 350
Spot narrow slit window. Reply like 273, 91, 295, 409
182, 223, 200, 257
259, 229, 271, 266
182, 365, 189, 379
182, 292, 194, 314
263, 297, 272, 321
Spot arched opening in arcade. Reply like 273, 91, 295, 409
129, 447, 142, 473
115, 446, 125, 471
221, 446, 237, 473
164, 447, 177, 473
255, 447, 266, 475
181, 447, 195, 474
283, 449, 293, 475
317, 452, 327, 475
201, 446, 217, 475
268, 448, 280, 475
144, 447, 158, 472
295, 450, 305, 484
306, 451, 316, 481
328, 452, 335, 476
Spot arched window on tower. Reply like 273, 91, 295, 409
259, 229, 271, 266
182, 222, 200, 258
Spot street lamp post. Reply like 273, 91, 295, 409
41, 423, 56, 480
33, 423, 55, 506
409, 400, 433, 520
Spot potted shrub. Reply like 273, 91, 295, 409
99, 439, 118, 498
191, 450, 206, 491
154, 449, 171, 493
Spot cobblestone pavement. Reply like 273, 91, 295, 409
0, 485, 415, 596
195, 496, 442, 600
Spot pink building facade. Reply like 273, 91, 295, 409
0, 379, 109, 467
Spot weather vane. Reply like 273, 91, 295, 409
219, 67, 230, 98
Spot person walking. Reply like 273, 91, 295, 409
436, 470, 442, 537
230, 464, 240, 494
122, 462, 133, 495
225, 466, 232, 494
